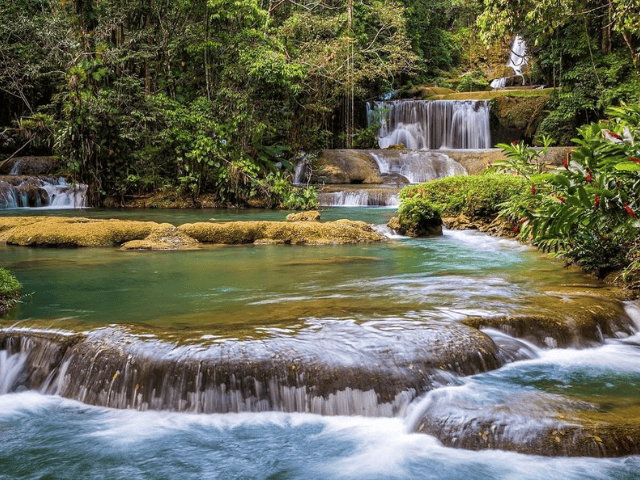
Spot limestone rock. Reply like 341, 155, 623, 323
286, 210, 321, 222
313, 150, 383, 184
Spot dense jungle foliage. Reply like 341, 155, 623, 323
0, 0, 639, 205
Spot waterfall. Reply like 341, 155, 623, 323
318, 190, 400, 207
0, 177, 88, 209
369, 100, 491, 150
491, 36, 528, 89
368, 150, 467, 184
0, 327, 501, 415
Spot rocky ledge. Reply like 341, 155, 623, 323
0, 215, 384, 249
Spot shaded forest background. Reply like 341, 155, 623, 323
0, 0, 638, 206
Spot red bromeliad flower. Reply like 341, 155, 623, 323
512, 226, 518, 232
586, 171, 592, 183
531, 185, 536, 194
563, 157, 568, 169
512, 140, 518, 145
594, 195, 600, 207
558, 196, 566, 203
519, 218, 528, 225
609, 131, 622, 140
630, 157, 640, 163
625, 203, 635, 217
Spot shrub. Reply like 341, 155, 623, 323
400, 174, 529, 217
396, 196, 443, 236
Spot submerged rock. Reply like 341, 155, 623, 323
411, 388, 640, 457
463, 294, 635, 348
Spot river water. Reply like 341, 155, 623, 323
1, 207, 639, 479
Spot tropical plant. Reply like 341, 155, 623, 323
504, 103, 640, 275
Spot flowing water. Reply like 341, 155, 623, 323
1, 207, 639, 479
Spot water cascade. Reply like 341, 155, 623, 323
0, 158, 87, 209
491, 36, 528, 89
368, 100, 491, 150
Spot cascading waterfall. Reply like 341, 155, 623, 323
0, 157, 88, 209
491, 35, 528, 89
368, 100, 491, 150
0, 176, 88, 209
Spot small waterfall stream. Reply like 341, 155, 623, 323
491, 36, 528, 89
0, 158, 88, 209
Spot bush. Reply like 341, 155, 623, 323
400, 174, 529, 217
0, 268, 21, 314
501, 103, 640, 278
396, 196, 443, 236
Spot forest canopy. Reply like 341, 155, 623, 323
0, 0, 638, 205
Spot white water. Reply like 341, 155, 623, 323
491, 36, 528, 89
318, 190, 400, 207
0, 176, 88, 209
369, 100, 491, 150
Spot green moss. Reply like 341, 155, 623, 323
400, 174, 529, 218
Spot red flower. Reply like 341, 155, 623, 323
563, 157, 569, 169
609, 131, 622, 140
519, 218, 529, 225
512, 226, 518, 232
531, 185, 536, 194
594, 195, 600, 207
512, 140, 518, 146
586, 172, 592, 183
558, 197, 566, 203
630, 157, 640, 163
625, 203, 635, 217
569, 151, 573, 157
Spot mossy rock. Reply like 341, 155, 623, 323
286, 211, 321, 222
179, 220, 384, 245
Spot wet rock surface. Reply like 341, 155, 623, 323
411, 389, 640, 457
463, 294, 636, 348
0, 323, 502, 415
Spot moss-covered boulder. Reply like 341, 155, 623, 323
179, 220, 384, 245
286, 210, 321, 222
120, 225, 201, 251
2, 217, 159, 247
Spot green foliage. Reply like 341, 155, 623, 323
489, 136, 554, 178
397, 195, 442, 236
456, 68, 490, 92
502, 104, 640, 276
0, 268, 21, 295
400, 174, 530, 217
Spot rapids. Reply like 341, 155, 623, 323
1, 207, 639, 478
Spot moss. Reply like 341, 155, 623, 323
179, 220, 384, 245
120, 225, 201, 251
286, 211, 321, 222
3, 217, 160, 247
0, 217, 385, 248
